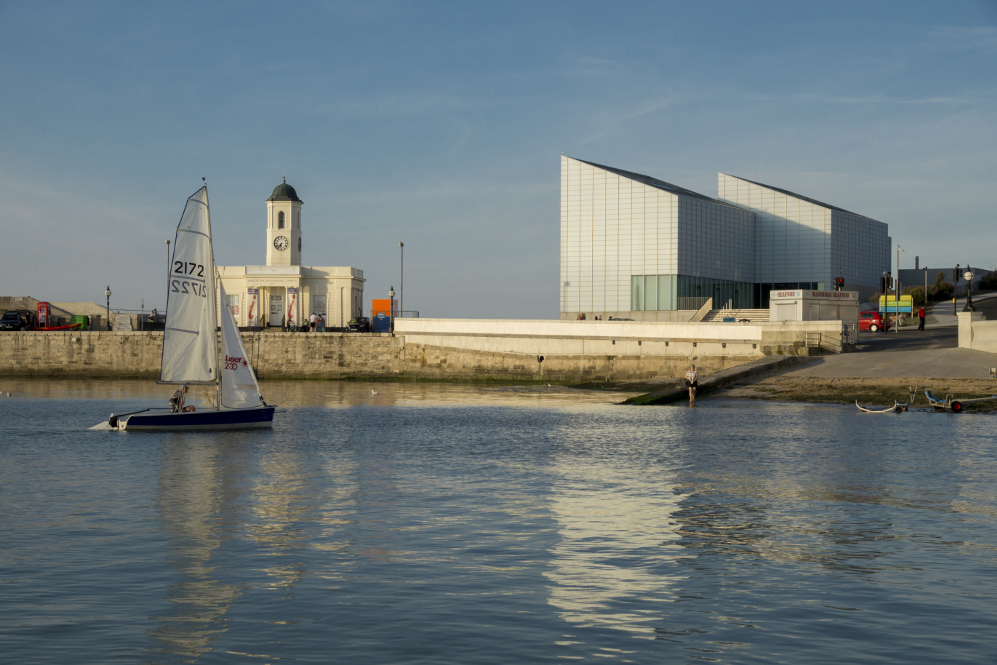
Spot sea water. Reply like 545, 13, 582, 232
1, 380, 995, 664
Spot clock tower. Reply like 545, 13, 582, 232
265, 178, 303, 266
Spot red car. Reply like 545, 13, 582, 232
860, 311, 890, 332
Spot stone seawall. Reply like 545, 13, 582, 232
0, 331, 765, 382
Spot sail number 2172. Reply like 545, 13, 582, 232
171, 279, 208, 297
171, 261, 208, 298
173, 261, 205, 277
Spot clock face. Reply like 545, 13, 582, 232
274, 236, 289, 251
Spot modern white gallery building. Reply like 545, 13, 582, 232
560, 155, 891, 319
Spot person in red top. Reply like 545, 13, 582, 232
918, 305, 926, 331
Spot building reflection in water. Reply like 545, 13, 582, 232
544, 458, 685, 635
148, 439, 241, 663
247, 448, 317, 591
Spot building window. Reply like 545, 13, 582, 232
278, 211, 285, 229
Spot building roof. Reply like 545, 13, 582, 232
267, 177, 302, 203
721, 173, 872, 219
570, 157, 739, 208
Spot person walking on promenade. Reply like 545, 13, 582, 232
918, 305, 925, 331
309, 312, 318, 332
685, 364, 699, 403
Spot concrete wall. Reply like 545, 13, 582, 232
560, 310, 698, 322
0, 317, 848, 381
958, 312, 997, 353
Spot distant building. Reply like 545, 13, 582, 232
216, 179, 365, 328
560, 156, 891, 319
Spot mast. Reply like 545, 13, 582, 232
203, 181, 221, 411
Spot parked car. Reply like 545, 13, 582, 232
860, 311, 890, 332
0, 310, 30, 331
347, 317, 371, 332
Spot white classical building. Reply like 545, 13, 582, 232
560, 155, 890, 319
217, 179, 365, 328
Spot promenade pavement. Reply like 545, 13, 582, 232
776, 300, 997, 380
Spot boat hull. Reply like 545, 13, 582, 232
119, 406, 276, 431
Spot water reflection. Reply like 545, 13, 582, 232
148, 439, 240, 663
1, 377, 637, 409
248, 449, 315, 590
544, 459, 684, 634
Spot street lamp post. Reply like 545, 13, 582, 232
895, 245, 904, 334
105, 286, 112, 331
399, 242, 404, 319
388, 286, 395, 333
964, 267, 976, 312
954, 264, 960, 316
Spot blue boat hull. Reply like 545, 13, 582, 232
120, 406, 276, 431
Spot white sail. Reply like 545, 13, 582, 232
160, 186, 218, 384
219, 282, 264, 409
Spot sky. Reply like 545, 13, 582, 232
1, 1, 995, 318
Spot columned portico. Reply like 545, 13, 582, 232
216, 178, 365, 329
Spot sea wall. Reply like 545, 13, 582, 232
0, 318, 848, 381
958, 312, 997, 354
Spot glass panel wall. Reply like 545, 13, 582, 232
631, 275, 754, 311
631, 275, 644, 311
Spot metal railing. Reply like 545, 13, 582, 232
677, 297, 711, 311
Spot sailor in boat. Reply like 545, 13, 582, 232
169, 385, 189, 413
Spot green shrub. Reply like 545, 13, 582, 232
902, 285, 926, 308
931, 281, 954, 301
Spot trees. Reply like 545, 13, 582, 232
902, 286, 925, 308
979, 271, 997, 292
928, 271, 953, 302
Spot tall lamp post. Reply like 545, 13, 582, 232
953, 264, 960, 316
895, 245, 904, 334
964, 267, 976, 312
399, 242, 404, 319
105, 286, 112, 331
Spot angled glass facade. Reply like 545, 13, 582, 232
560, 156, 891, 316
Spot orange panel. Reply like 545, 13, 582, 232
371, 299, 392, 316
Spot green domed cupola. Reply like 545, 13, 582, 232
267, 177, 302, 203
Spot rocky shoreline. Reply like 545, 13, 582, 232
714, 376, 997, 411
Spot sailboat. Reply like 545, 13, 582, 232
108, 185, 276, 431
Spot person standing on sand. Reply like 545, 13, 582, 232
685, 364, 699, 402
918, 305, 925, 331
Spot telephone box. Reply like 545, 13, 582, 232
37, 302, 51, 328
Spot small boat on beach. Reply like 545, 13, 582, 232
107, 185, 275, 431
855, 400, 906, 413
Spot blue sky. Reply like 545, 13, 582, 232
2, 1, 995, 317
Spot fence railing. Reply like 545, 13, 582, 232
677, 297, 711, 311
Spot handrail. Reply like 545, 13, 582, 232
690, 298, 714, 322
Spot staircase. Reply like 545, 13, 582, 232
703, 308, 770, 323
